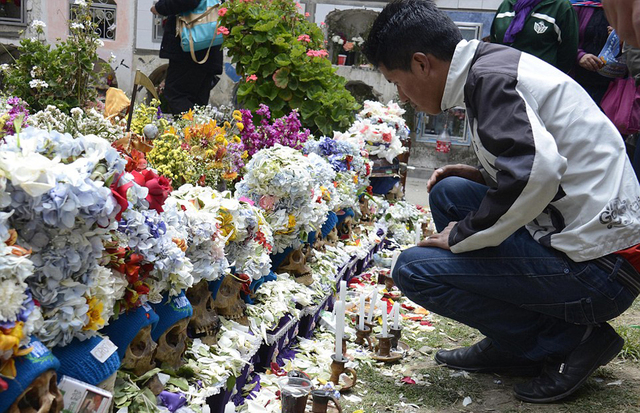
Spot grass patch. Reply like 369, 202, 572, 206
616, 325, 640, 362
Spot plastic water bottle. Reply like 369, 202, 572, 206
435, 125, 451, 166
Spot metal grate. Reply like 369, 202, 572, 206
70, 0, 117, 40
152, 13, 164, 43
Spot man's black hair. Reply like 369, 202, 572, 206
363, 0, 463, 71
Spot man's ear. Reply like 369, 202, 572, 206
411, 52, 431, 76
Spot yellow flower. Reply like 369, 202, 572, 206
83, 297, 105, 331
182, 109, 194, 121
236, 122, 244, 131
288, 214, 296, 228
232, 110, 242, 121
233, 135, 241, 144
218, 208, 237, 243
0, 322, 32, 379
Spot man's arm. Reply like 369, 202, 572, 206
448, 70, 567, 253
603, 0, 640, 48
154, 0, 201, 17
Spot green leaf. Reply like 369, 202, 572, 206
288, 77, 298, 91
237, 82, 254, 98
254, 47, 269, 59
274, 53, 291, 66
167, 377, 190, 391
278, 88, 293, 101
230, 25, 245, 36
254, 33, 268, 43
242, 35, 255, 46
254, 20, 277, 32
226, 375, 237, 391
257, 82, 278, 100
273, 67, 290, 89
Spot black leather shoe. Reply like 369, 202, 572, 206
434, 337, 543, 375
514, 323, 624, 403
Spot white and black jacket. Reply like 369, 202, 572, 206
442, 40, 640, 262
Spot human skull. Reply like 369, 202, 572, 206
185, 280, 220, 345
326, 227, 339, 247
313, 234, 326, 253
8, 370, 63, 413
337, 216, 353, 240
278, 246, 313, 286
214, 274, 249, 325
155, 318, 190, 369
121, 325, 157, 376
386, 183, 404, 201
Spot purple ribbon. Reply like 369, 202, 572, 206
503, 0, 545, 43
158, 391, 187, 413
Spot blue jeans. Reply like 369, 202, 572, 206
393, 176, 637, 361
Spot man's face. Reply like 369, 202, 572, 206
379, 55, 445, 115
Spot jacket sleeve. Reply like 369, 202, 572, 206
155, 0, 201, 16
448, 70, 567, 253
556, 4, 579, 73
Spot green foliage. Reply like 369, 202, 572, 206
1, 1, 109, 112
219, 0, 360, 136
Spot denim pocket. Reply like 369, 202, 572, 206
521, 298, 597, 325
574, 263, 626, 301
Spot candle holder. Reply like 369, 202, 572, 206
371, 334, 402, 363
342, 333, 351, 359
389, 326, 409, 351
384, 274, 395, 291
354, 325, 375, 349
355, 314, 374, 330
329, 354, 357, 392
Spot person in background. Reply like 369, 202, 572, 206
365, 0, 640, 404
570, 1, 613, 106
491, 0, 579, 73
602, 0, 640, 47
151, 0, 223, 115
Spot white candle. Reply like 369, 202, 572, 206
339, 280, 346, 304
334, 300, 344, 360
392, 302, 400, 330
359, 294, 365, 330
390, 251, 401, 275
414, 228, 421, 244
381, 301, 388, 337
367, 292, 377, 323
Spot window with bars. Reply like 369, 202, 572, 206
153, 13, 164, 43
69, 0, 117, 40
0, 0, 26, 25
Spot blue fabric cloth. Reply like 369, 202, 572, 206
151, 291, 193, 341
392, 176, 636, 361
503, 0, 545, 43
336, 208, 355, 225
101, 305, 160, 360
52, 335, 121, 386
271, 247, 293, 272
321, 211, 339, 237
245, 271, 278, 304
0, 337, 60, 412
209, 277, 225, 299
369, 176, 399, 195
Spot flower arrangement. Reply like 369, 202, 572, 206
0, 97, 29, 138
239, 104, 310, 158
147, 130, 196, 186
29, 105, 123, 143
235, 145, 332, 253
180, 109, 247, 188
334, 100, 409, 163
129, 99, 168, 138
0, 127, 127, 347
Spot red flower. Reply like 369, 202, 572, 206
132, 170, 173, 213
110, 173, 134, 221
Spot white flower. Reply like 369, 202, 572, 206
30, 20, 46, 29
70, 22, 85, 30
94, 38, 105, 47
0, 64, 10, 72
30, 66, 39, 78
109, 52, 116, 63
74, 0, 87, 6
29, 79, 49, 89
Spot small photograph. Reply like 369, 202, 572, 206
78, 391, 106, 413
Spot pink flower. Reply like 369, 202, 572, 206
320, 22, 325, 26
216, 26, 229, 35
306, 49, 328, 58
295, 2, 302, 8
297, 34, 311, 43
247, 74, 257, 82
259, 195, 277, 211
218, 7, 227, 16
305, 12, 310, 17
343, 41, 354, 52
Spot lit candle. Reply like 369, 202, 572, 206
390, 251, 401, 275
359, 294, 365, 330
334, 300, 344, 360
392, 302, 400, 330
381, 301, 388, 337
367, 292, 377, 323
339, 280, 346, 304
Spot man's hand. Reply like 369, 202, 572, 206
417, 221, 456, 250
603, 0, 640, 48
151, 5, 159, 15
579, 53, 604, 71
427, 164, 485, 193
